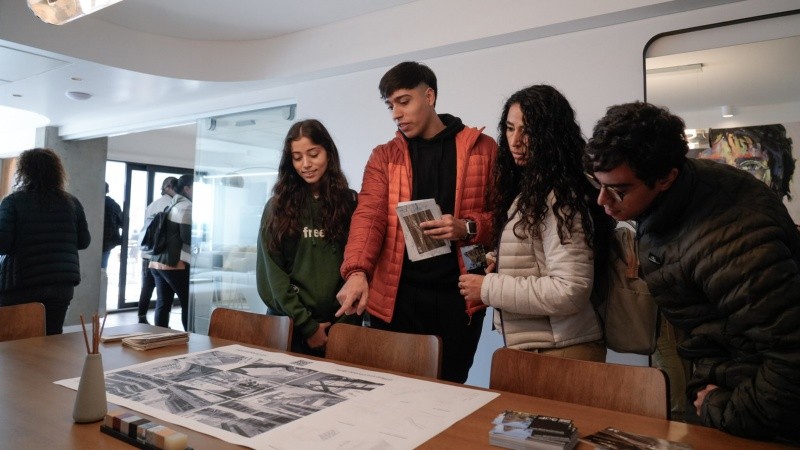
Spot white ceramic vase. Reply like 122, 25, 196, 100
72, 353, 108, 423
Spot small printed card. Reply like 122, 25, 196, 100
460, 244, 487, 274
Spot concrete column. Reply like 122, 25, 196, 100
36, 126, 108, 325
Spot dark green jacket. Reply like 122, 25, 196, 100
256, 191, 357, 339
638, 159, 800, 444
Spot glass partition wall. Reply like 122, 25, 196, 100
190, 104, 295, 333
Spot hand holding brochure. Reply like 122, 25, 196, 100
396, 199, 451, 261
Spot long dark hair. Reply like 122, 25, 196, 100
265, 119, 352, 253
14, 148, 69, 203
489, 85, 603, 248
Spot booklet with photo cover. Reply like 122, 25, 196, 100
395, 199, 451, 261
489, 410, 578, 450
121, 331, 190, 351
580, 427, 693, 450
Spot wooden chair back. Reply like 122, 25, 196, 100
208, 308, 292, 351
490, 347, 668, 418
0, 303, 46, 342
326, 323, 442, 379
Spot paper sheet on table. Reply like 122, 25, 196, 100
55, 344, 498, 449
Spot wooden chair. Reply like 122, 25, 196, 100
0, 303, 46, 342
490, 347, 668, 418
207, 307, 292, 351
325, 323, 442, 379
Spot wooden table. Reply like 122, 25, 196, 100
0, 324, 790, 449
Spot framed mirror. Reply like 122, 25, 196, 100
645, 10, 800, 223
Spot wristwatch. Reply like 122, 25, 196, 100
463, 219, 477, 241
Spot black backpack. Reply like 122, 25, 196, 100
140, 204, 174, 254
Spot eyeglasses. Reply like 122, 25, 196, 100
584, 171, 625, 202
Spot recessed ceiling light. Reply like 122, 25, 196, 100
65, 91, 92, 101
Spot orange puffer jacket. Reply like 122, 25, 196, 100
341, 126, 497, 323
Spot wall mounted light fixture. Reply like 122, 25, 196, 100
721, 105, 734, 118
645, 63, 703, 75
27, 0, 125, 25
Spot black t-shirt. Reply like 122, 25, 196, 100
401, 114, 464, 286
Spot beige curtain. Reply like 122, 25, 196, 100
0, 158, 17, 199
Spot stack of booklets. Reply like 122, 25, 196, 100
121, 332, 190, 351
489, 410, 578, 450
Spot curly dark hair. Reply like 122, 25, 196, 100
489, 85, 603, 248
264, 119, 352, 253
584, 102, 688, 187
14, 148, 68, 202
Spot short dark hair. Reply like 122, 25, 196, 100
584, 102, 688, 187
378, 61, 437, 104
161, 176, 178, 195
177, 174, 193, 195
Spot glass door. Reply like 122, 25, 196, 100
105, 162, 192, 312
190, 104, 295, 333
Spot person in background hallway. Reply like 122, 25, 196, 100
584, 101, 800, 444
336, 61, 497, 383
256, 119, 360, 357
0, 148, 91, 335
459, 85, 611, 361
137, 176, 178, 324
149, 175, 193, 330
101, 182, 123, 269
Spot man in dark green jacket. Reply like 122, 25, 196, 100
584, 102, 800, 444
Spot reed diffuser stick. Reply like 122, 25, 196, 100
79, 314, 90, 354
99, 313, 108, 339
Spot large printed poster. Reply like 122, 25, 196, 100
687, 122, 800, 223
56, 344, 498, 449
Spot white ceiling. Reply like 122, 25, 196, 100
0, 0, 796, 162
95, 0, 415, 41
0, 0, 417, 158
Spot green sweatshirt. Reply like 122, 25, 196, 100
256, 191, 357, 339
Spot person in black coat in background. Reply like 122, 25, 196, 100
0, 148, 91, 335
102, 182, 123, 269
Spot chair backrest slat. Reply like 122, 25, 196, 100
208, 308, 292, 351
326, 323, 442, 379
0, 303, 46, 342
489, 347, 668, 419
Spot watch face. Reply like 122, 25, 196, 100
466, 220, 477, 234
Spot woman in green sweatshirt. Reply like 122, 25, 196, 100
256, 119, 359, 356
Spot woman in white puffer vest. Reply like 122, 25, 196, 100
458, 85, 612, 361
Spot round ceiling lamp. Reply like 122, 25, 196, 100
65, 91, 92, 101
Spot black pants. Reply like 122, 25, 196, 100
370, 281, 485, 383
137, 259, 155, 318
151, 266, 190, 330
